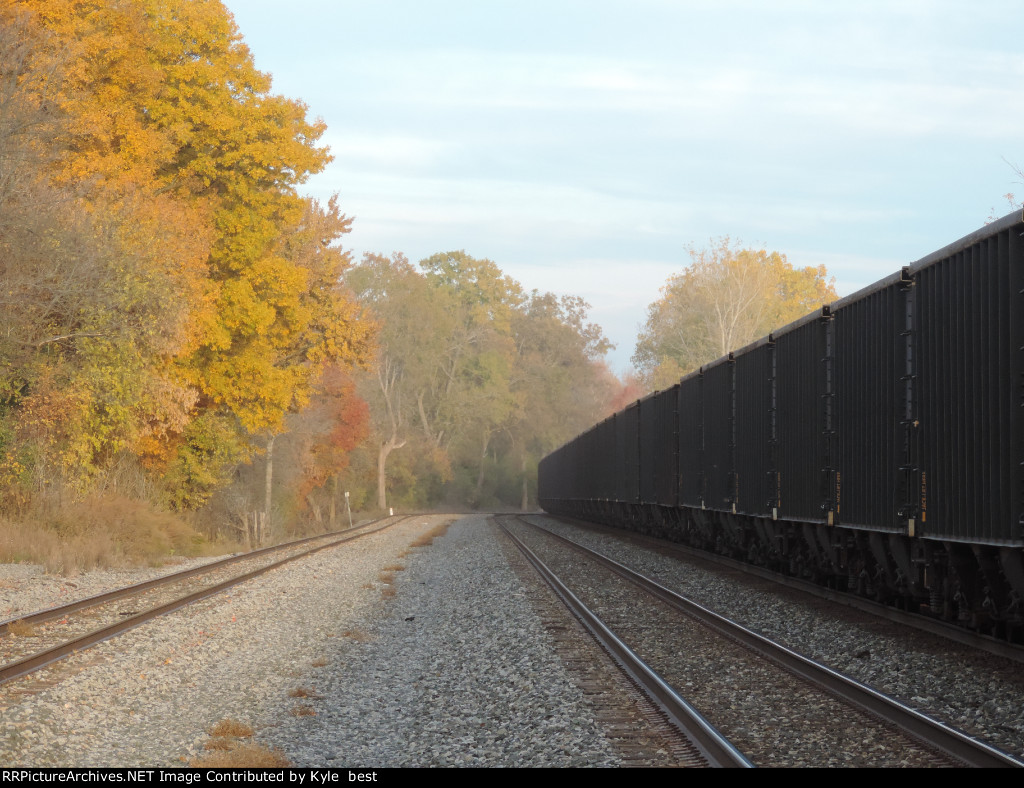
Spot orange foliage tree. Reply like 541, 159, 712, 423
2, 1, 372, 511
291, 365, 370, 525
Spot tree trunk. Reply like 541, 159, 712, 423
264, 433, 275, 538
377, 443, 389, 511
306, 494, 322, 524
521, 455, 529, 511
377, 434, 405, 511
329, 474, 337, 527
474, 431, 490, 503
375, 358, 405, 511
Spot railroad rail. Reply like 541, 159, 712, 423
0, 515, 410, 686
506, 514, 1024, 768
550, 513, 1024, 665
496, 516, 751, 767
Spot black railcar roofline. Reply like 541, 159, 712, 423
677, 368, 701, 386
830, 269, 906, 311
732, 333, 774, 358
769, 304, 831, 342
907, 208, 1024, 274
637, 384, 678, 408
701, 351, 734, 373
828, 209, 1024, 311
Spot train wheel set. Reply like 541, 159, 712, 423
539, 210, 1024, 643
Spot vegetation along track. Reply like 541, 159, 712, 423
499, 514, 1024, 768
0, 515, 412, 687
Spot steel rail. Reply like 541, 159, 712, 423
0, 515, 413, 686
0, 515, 400, 635
551, 514, 1024, 664
497, 518, 753, 768
523, 516, 1024, 769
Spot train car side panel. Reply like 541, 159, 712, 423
614, 403, 640, 504
734, 341, 774, 517
915, 221, 1024, 545
639, 387, 679, 507
702, 358, 735, 513
677, 373, 703, 508
775, 312, 829, 523
832, 280, 903, 532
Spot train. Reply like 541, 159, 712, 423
539, 209, 1024, 641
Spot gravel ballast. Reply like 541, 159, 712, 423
0, 514, 621, 768
1, 512, 1022, 767
527, 514, 1024, 762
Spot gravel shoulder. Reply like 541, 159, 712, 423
0, 514, 622, 768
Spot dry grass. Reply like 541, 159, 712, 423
6, 619, 37, 638
207, 719, 253, 739
190, 718, 288, 768
203, 737, 236, 752
0, 493, 226, 575
380, 585, 397, 599
190, 743, 290, 768
409, 520, 453, 548
0, 519, 110, 575
311, 658, 328, 668
288, 686, 319, 699
290, 704, 315, 717
377, 562, 404, 587
342, 628, 371, 642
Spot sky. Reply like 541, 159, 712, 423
223, 0, 1024, 374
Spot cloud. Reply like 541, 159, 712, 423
321, 132, 448, 173
226, 0, 1024, 373
330, 34, 1023, 144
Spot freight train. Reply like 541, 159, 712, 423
539, 210, 1024, 641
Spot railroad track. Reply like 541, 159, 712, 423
0, 515, 411, 687
497, 516, 750, 767
551, 514, 1024, 664
498, 514, 1024, 768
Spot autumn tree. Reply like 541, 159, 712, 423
505, 291, 616, 508
3, 1, 372, 525
0, 8, 211, 502
418, 251, 525, 504
345, 253, 454, 510
346, 250, 616, 511
212, 363, 369, 542
632, 239, 838, 390
293, 365, 369, 526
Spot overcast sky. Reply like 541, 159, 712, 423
223, 0, 1023, 373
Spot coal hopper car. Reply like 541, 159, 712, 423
538, 210, 1024, 639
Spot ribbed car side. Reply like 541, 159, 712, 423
538, 210, 1024, 641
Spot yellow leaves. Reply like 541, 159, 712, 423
15, 0, 162, 190
201, 344, 302, 433
634, 239, 839, 387
218, 278, 279, 337
4, 0, 371, 508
